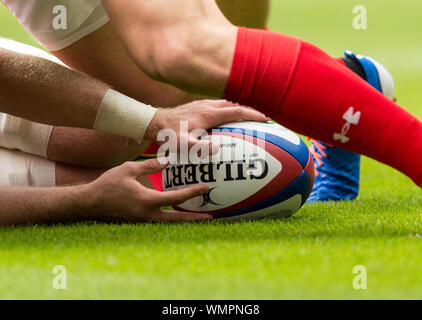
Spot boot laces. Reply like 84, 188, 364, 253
308, 138, 328, 177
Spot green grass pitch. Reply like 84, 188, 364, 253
0, 0, 422, 299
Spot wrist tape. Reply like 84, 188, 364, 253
0, 113, 53, 158
0, 148, 56, 187
93, 89, 158, 141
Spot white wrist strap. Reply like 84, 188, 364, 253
0, 149, 56, 187
0, 113, 52, 158
93, 89, 157, 141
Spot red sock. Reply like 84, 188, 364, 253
225, 28, 422, 187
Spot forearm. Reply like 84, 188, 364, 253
0, 48, 158, 142
0, 185, 95, 226
47, 126, 150, 168
0, 48, 108, 128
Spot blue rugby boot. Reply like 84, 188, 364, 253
307, 51, 395, 202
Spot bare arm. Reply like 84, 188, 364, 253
0, 159, 211, 227
0, 48, 108, 128
0, 185, 94, 226
0, 48, 267, 151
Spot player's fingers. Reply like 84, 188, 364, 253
206, 99, 240, 108
149, 210, 213, 223
213, 107, 269, 125
152, 185, 209, 206
206, 102, 269, 120
123, 158, 169, 178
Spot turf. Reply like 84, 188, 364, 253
0, 0, 422, 299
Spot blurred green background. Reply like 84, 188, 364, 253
0, 1, 421, 299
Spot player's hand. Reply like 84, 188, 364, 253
88, 158, 211, 223
144, 99, 269, 153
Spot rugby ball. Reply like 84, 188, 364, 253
162, 121, 314, 220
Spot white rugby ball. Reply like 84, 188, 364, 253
163, 121, 314, 220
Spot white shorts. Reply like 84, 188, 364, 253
1, 0, 110, 51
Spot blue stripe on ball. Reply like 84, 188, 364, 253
214, 170, 311, 219
215, 127, 309, 168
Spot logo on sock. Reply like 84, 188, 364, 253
333, 107, 361, 143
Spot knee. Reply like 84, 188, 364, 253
143, 26, 203, 83
141, 22, 236, 94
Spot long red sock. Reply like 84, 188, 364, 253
225, 28, 422, 187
